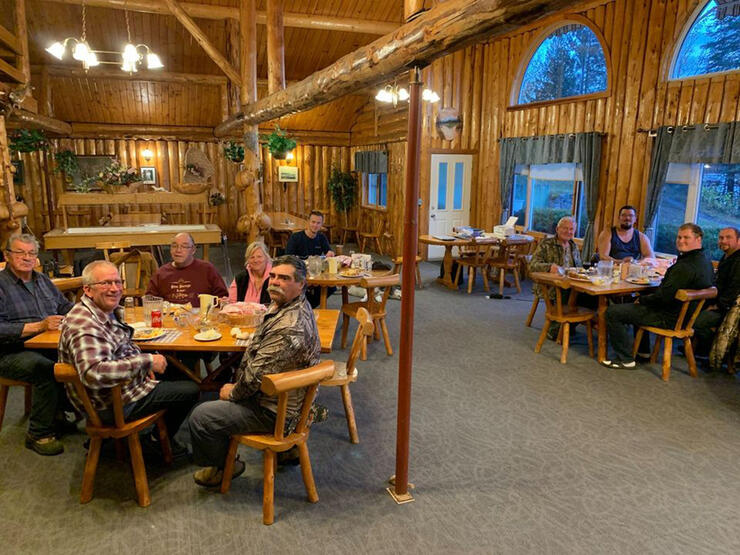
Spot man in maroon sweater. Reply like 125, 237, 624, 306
146, 233, 228, 307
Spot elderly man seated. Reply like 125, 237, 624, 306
0, 234, 73, 456
146, 232, 227, 307
597, 205, 655, 262
693, 226, 740, 357
603, 223, 714, 370
528, 216, 583, 339
188, 255, 320, 487
59, 261, 199, 452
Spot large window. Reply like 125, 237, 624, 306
516, 23, 608, 105
362, 173, 387, 209
671, 1, 740, 79
653, 163, 740, 259
511, 163, 586, 236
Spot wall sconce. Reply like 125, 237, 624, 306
141, 148, 153, 162
286, 151, 295, 161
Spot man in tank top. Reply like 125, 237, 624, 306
596, 205, 654, 262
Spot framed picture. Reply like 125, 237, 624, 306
140, 166, 157, 184
70, 155, 117, 191
278, 165, 298, 182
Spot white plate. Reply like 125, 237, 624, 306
625, 277, 661, 286
194, 331, 222, 342
132, 328, 165, 341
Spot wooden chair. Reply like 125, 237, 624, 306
0, 377, 31, 432
109, 249, 157, 298
220, 360, 335, 525
532, 275, 595, 364
525, 296, 540, 327
264, 229, 287, 258
52, 276, 84, 303
487, 242, 523, 296
391, 255, 422, 289
53, 363, 172, 507
321, 308, 374, 444
341, 274, 400, 359
359, 218, 384, 254
95, 241, 133, 262
632, 287, 717, 381
340, 212, 360, 246
454, 243, 494, 294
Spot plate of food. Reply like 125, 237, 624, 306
194, 329, 222, 342
132, 328, 165, 341
626, 277, 661, 286
566, 269, 592, 282
338, 267, 365, 278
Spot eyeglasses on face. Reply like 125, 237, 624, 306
90, 279, 124, 288
170, 243, 194, 251
6, 250, 38, 258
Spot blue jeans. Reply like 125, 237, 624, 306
0, 350, 59, 438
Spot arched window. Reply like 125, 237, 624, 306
516, 23, 608, 105
671, 1, 740, 79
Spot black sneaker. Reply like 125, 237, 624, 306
600, 359, 637, 370
25, 434, 64, 456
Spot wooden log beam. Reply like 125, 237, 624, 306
162, 0, 241, 85
33, 64, 230, 85
266, 0, 286, 94
215, 0, 577, 135
0, 57, 24, 83
66, 122, 215, 140
0, 23, 21, 54
42, 0, 399, 34
15, 0, 30, 84
6, 109, 71, 135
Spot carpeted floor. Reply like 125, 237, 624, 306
1, 249, 739, 554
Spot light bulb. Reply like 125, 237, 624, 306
142, 148, 153, 161
146, 52, 163, 69
72, 41, 90, 61
46, 42, 65, 60
85, 52, 99, 67
286, 151, 295, 161
121, 60, 137, 73
122, 43, 139, 64
398, 88, 409, 101
423, 89, 440, 103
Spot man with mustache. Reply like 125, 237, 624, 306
597, 205, 655, 262
188, 255, 320, 487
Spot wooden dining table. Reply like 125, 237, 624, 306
529, 272, 659, 362
307, 269, 392, 309
24, 307, 340, 388
419, 234, 533, 290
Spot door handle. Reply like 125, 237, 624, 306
430, 214, 436, 218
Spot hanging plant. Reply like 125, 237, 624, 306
262, 125, 296, 159
54, 149, 79, 180
10, 129, 49, 153
223, 141, 245, 163
327, 166, 358, 215
209, 191, 226, 206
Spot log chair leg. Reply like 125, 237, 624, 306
498, 268, 505, 296
127, 434, 151, 507
415, 262, 422, 289
535, 320, 550, 353
380, 318, 393, 356
586, 320, 594, 358
632, 328, 644, 358
340, 313, 350, 349
561, 322, 570, 364
361, 336, 367, 361
482, 267, 490, 292
219, 438, 240, 494
80, 437, 102, 504
155, 418, 173, 465
0, 385, 8, 431
298, 442, 319, 504
24, 385, 32, 416
661, 337, 673, 382
340, 384, 359, 444
650, 336, 661, 363
683, 337, 698, 378
513, 267, 521, 293
263, 450, 276, 525
454, 264, 462, 287
525, 297, 539, 327
467, 267, 474, 294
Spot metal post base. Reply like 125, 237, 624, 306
386, 474, 415, 504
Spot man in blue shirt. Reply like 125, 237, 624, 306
286, 210, 335, 307
0, 234, 72, 455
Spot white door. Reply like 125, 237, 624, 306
427, 154, 472, 259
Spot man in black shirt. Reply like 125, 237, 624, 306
286, 210, 335, 307
602, 223, 714, 369
693, 226, 740, 354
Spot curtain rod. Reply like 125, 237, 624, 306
496, 131, 607, 142
637, 123, 721, 136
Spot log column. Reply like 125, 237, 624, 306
14, 0, 30, 84
266, 0, 286, 94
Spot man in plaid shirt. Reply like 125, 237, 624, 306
59, 260, 198, 450
0, 234, 72, 456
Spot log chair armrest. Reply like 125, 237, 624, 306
675, 287, 717, 302
360, 274, 400, 289
260, 361, 336, 396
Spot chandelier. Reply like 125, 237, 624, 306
375, 83, 440, 106
45, 3, 163, 72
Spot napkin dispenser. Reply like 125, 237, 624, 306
493, 216, 518, 239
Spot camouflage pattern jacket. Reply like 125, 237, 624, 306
528, 237, 582, 298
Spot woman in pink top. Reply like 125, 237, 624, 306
228, 242, 272, 304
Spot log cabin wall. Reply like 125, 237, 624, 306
350, 0, 740, 250
15, 138, 351, 241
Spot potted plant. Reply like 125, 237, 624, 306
223, 141, 245, 163
263, 126, 296, 159
9, 129, 48, 153
327, 166, 358, 218
209, 191, 226, 207
53, 150, 79, 182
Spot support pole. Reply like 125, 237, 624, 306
388, 66, 422, 504
266, 0, 286, 94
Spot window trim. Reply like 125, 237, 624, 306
510, 16, 612, 108
360, 172, 388, 211
667, 0, 740, 82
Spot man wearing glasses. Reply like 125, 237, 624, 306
59, 260, 199, 454
0, 234, 73, 456
145, 232, 227, 307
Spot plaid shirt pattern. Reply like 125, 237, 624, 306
58, 295, 156, 413
0, 268, 73, 351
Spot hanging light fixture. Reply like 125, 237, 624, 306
45, 1, 163, 73
375, 81, 439, 106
